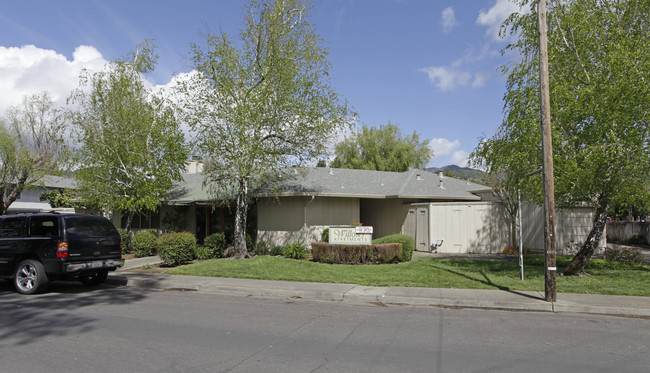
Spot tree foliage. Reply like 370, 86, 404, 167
0, 92, 70, 215
330, 122, 431, 172
471, 0, 650, 275
178, 0, 353, 258
71, 40, 188, 229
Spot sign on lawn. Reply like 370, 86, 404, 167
329, 226, 373, 245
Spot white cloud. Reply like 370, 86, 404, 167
450, 150, 470, 167
430, 138, 460, 157
0, 45, 108, 112
476, 0, 521, 41
429, 138, 470, 167
441, 7, 458, 33
419, 66, 488, 91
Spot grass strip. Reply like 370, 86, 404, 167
167, 255, 650, 296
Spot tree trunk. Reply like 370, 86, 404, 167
124, 209, 135, 232
1, 173, 29, 215
562, 199, 609, 276
233, 177, 250, 259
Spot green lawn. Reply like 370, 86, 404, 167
166, 255, 650, 296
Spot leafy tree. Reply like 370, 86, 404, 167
330, 122, 431, 172
178, 0, 352, 259
39, 188, 77, 208
71, 40, 188, 229
0, 92, 70, 215
471, 0, 650, 276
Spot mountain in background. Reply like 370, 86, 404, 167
426, 165, 485, 184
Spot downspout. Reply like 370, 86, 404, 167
304, 196, 315, 227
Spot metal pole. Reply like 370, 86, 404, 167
537, 0, 557, 302
518, 190, 524, 281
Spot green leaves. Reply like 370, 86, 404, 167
472, 0, 650, 210
72, 40, 188, 227
331, 122, 432, 172
0, 92, 70, 214
178, 0, 353, 256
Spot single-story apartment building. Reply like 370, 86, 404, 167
153, 167, 605, 254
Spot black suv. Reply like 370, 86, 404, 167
0, 212, 124, 294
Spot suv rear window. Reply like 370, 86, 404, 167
0, 217, 26, 238
29, 216, 60, 237
63, 216, 117, 237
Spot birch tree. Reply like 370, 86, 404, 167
179, 0, 353, 258
471, 0, 650, 276
0, 92, 69, 215
71, 40, 188, 229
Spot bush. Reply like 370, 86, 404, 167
194, 245, 215, 260
204, 232, 227, 258
132, 231, 157, 258
373, 234, 414, 262
311, 242, 402, 264
157, 232, 196, 266
253, 241, 270, 256
629, 234, 649, 246
282, 242, 308, 259
604, 246, 644, 265
269, 246, 284, 256
502, 246, 534, 255
321, 228, 329, 242
118, 229, 132, 254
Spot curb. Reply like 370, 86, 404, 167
106, 273, 650, 318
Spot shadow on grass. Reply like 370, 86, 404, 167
430, 264, 543, 301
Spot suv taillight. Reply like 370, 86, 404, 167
57, 242, 69, 259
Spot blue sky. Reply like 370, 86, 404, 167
0, 0, 521, 168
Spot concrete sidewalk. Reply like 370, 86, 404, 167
108, 256, 650, 318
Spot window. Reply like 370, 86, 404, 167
0, 217, 26, 238
121, 211, 160, 229
29, 216, 59, 237
64, 216, 117, 237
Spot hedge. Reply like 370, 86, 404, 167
132, 231, 157, 258
204, 232, 227, 258
157, 232, 196, 266
372, 234, 414, 262
311, 242, 402, 264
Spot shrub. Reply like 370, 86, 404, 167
321, 228, 329, 242
118, 229, 132, 254
253, 241, 270, 256
502, 247, 534, 256
269, 246, 284, 256
629, 234, 648, 246
157, 232, 196, 266
373, 234, 414, 262
311, 242, 402, 264
604, 246, 644, 265
282, 242, 308, 259
194, 245, 216, 260
132, 231, 157, 258
204, 232, 227, 258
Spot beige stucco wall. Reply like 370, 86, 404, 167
361, 198, 413, 239
426, 202, 511, 254
256, 196, 360, 247
521, 203, 605, 254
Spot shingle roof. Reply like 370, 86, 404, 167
165, 168, 491, 204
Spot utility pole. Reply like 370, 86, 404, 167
537, 0, 557, 302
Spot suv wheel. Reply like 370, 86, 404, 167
79, 270, 109, 286
14, 260, 49, 295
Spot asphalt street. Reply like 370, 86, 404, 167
1, 281, 649, 373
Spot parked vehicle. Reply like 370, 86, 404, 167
0, 212, 124, 294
